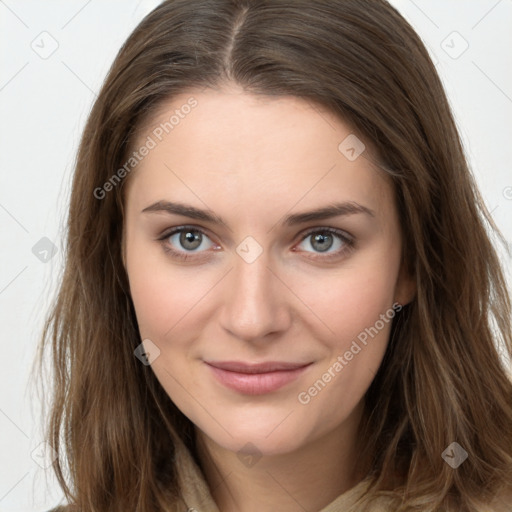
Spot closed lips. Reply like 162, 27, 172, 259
205, 361, 312, 373
205, 360, 313, 395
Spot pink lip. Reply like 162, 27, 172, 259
205, 360, 312, 395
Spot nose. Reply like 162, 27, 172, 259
219, 247, 292, 343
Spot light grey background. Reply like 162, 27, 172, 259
0, 1, 511, 510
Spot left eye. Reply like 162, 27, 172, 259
295, 229, 352, 255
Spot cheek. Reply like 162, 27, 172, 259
126, 241, 214, 340
291, 248, 401, 347
127, 254, 174, 338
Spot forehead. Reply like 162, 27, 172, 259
125, 86, 393, 219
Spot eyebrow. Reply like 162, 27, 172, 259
141, 200, 375, 227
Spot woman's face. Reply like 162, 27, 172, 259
123, 85, 415, 456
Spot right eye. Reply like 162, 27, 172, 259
158, 226, 220, 261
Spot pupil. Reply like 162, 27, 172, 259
181, 230, 201, 250
312, 233, 332, 252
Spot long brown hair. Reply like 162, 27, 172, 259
37, 0, 512, 510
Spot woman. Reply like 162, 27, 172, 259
39, 0, 512, 510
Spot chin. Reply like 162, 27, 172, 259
195, 413, 312, 458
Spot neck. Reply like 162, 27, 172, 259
195, 401, 366, 512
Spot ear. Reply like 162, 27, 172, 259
394, 260, 416, 306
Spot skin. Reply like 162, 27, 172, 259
123, 83, 416, 512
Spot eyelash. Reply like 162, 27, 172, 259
157, 225, 355, 262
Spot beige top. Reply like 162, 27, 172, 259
173, 437, 389, 512
174, 437, 512, 512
